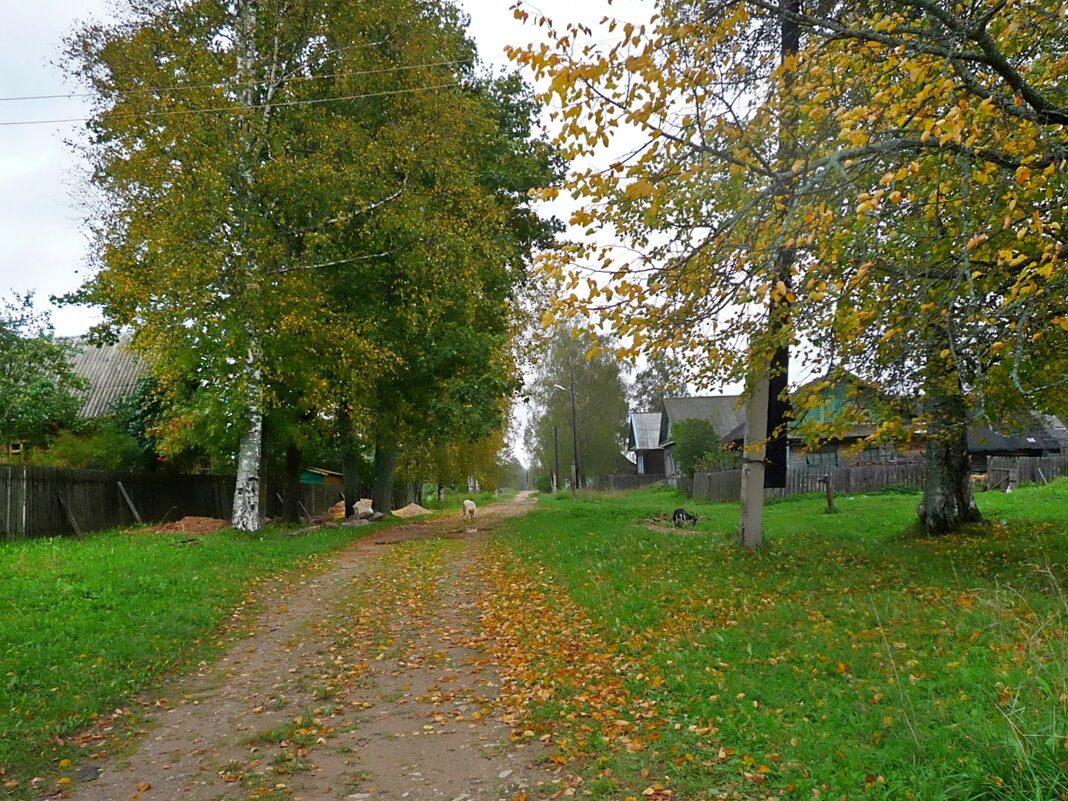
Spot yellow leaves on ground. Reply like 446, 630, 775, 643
476, 547, 666, 766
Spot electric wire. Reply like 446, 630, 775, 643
0, 56, 482, 104
0, 82, 465, 127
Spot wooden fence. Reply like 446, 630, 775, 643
595, 473, 668, 491
987, 454, 1068, 490
0, 465, 343, 539
686, 462, 927, 504
685, 454, 1068, 504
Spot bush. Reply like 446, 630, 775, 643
694, 445, 742, 472
32, 425, 147, 471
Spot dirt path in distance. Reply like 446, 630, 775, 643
65, 493, 555, 801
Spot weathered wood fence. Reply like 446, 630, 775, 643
987, 454, 1068, 490
684, 454, 1068, 504
0, 465, 342, 539
684, 462, 927, 503
595, 473, 668, 491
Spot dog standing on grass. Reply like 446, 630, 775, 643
462, 499, 477, 521
673, 507, 699, 528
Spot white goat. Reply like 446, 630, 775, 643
462, 499, 477, 521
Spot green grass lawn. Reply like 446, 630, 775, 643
492, 480, 1068, 800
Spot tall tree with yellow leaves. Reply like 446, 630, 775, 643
511, 0, 1066, 535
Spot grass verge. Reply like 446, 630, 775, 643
484, 480, 1068, 800
0, 522, 369, 792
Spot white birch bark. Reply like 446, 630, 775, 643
230, 0, 264, 532
232, 364, 264, 531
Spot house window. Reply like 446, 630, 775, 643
860, 444, 897, 463
805, 444, 838, 469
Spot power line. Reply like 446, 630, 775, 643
0, 82, 464, 127
0, 56, 484, 105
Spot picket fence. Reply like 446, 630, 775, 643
684, 454, 1068, 504
0, 464, 342, 539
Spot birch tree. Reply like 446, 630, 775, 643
65, 0, 543, 527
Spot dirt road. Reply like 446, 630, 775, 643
67, 493, 555, 801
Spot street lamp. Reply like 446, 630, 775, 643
552, 376, 580, 497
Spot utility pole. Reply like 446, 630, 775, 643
553, 424, 560, 493
569, 372, 580, 493
553, 376, 580, 498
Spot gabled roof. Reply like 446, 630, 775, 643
628, 412, 662, 451
659, 395, 745, 445
1038, 414, 1068, 449
720, 420, 878, 446
69, 336, 149, 418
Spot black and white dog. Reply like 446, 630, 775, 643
673, 507, 699, 528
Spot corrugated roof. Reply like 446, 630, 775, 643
660, 395, 745, 445
720, 420, 879, 445
628, 412, 662, 451
69, 336, 149, 418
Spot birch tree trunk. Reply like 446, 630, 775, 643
739, 372, 770, 550
232, 392, 263, 531
230, 0, 265, 532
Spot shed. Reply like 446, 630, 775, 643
300, 468, 344, 486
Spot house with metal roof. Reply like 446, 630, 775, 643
627, 412, 666, 476
68, 336, 149, 418
657, 395, 746, 483
718, 372, 1064, 472
967, 414, 1065, 469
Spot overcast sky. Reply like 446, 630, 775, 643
0, 0, 648, 336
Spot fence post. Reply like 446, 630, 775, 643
818, 474, 835, 513
117, 481, 143, 524
56, 492, 82, 537
21, 465, 28, 538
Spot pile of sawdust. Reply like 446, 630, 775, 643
391, 503, 431, 518
149, 516, 230, 534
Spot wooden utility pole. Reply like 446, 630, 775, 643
553, 424, 560, 494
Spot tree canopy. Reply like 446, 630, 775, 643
628, 353, 691, 412
0, 294, 87, 449
524, 325, 630, 488
64, 0, 557, 521
511, 0, 1067, 532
